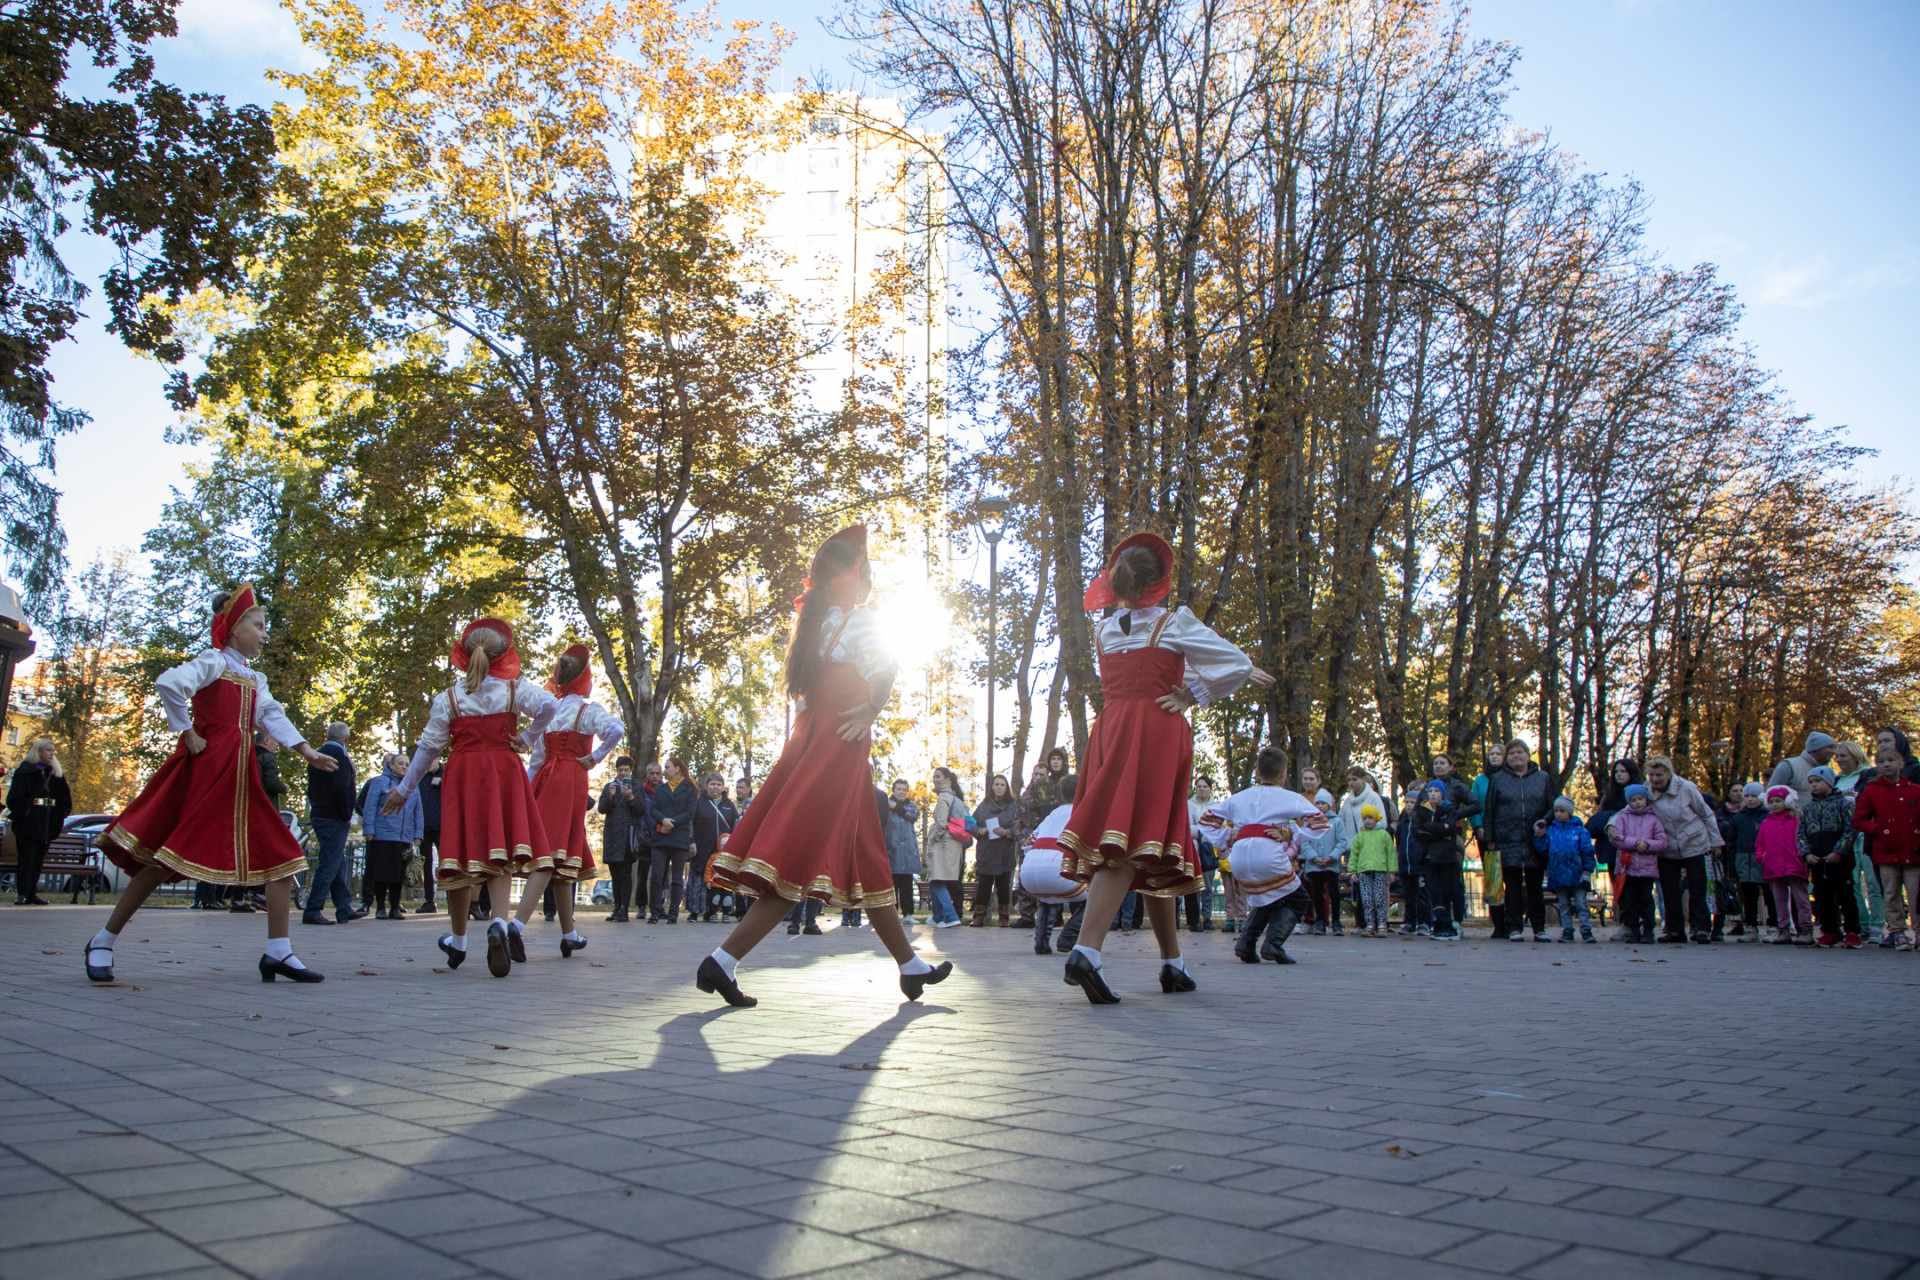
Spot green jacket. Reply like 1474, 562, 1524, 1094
1349, 826, 1395, 874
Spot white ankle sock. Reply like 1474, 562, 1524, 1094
1164, 955, 1187, 973
710, 948, 738, 979
899, 956, 933, 976
1071, 944, 1102, 969
264, 937, 293, 961
444, 933, 468, 952
563, 931, 584, 944
508, 917, 524, 933
90, 927, 117, 950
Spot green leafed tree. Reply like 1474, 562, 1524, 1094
0, 0, 276, 605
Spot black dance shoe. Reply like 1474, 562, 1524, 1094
899, 960, 952, 1003
1234, 945, 1262, 964
507, 925, 527, 964
85, 940, 114, 982
695, 955, 757, 1008
259, 955, 325, 983
486, 920, 512, 977
437, 934, 466, 969
1034, 941, 1053, 955
1260, 944, 1295, 965
1159, 963, 1197, 993
1063, 951, 1121, 1004
560, 935, 587, 958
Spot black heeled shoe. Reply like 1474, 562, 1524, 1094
437, 935, 466, 968
1234, 946, 1262, 964
1159, 963, 1197, 993
1261, 945, 1295, 965
560, 935, 587, 958
486, 920, 512, 977
507, 925, 527, 964
899, 960, 952, 1002
259, 955, 325, 983
1063, 951, 1121, 1004
695, 955, 757, 1008
85, 941, 114, 982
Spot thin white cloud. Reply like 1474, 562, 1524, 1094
174, 0, 319, 69
1752, 249, 1919, 309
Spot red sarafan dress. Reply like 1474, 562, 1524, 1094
425, 678, 557, 891
102, 649, 308, 886
1060, 606, 1256, 897
528, 696, 622, 882
709, 609, 895, 908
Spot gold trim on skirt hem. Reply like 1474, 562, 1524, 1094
706, 851, 897, 911
1056, 827, 1202, 898
99, 826, 302, 886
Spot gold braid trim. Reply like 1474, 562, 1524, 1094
1055, 826, 1204, 899
706, 850, 897, 910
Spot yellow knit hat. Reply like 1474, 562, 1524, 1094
1360, 804, 1382, 820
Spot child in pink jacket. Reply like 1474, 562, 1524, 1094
1606, 784, 1667, 943
1755, 785, 1811, 944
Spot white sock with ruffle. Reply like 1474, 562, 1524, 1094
710, 948, 738, 979
899, 956, 933, 976
1071, 944, 1102, 969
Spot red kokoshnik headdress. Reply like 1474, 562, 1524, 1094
546, 642, 593, 698
211, 583, 259, 650
450, 616, 523, 681
1082, 531, 1175, 611
794, 523, 869, 612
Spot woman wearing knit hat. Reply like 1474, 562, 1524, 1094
1347, 802, 1395, 936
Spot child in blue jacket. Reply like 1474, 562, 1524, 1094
1534, 795, 1597, 943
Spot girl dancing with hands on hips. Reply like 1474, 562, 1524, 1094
1054, 533, 1274, 1003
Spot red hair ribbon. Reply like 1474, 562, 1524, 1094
546, 642, 593, 698
1082, 531, 1175, 611
450, 616, 522, 681
794, 523, 870, 612
211, 584, 258, 650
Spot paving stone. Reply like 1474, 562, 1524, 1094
204, 1223, 477, 1280
861, 1212, 1145, 1280
481, 1228, 691, 1279
0, 1229, 215, 1280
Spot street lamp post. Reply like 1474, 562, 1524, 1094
977, 495, 1011, 787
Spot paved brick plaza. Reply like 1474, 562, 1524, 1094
0, 906, 1914, 1280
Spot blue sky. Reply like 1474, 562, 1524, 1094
47, 0, 1918, 575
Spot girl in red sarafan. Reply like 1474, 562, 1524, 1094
1056, 533, 1273, 1003
88, 586, 341, 984
518, 643, 624, 959
698, 524, 953, 1009
382, 617, 559, 977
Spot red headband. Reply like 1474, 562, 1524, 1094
450, 616, 522, 681
211, 584, 258, 650
1083, 532, 1174, 611
794, 524, 870, 612
547, 642, 593, 698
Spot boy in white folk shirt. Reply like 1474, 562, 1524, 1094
1200, 746, 1325, 964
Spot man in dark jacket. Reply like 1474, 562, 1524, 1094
303, 722, 362, 925
1482, 740, 1554, 941
6, 738, 71, 904
417, 765, 443, 913
1426, 754, 1482, 929
597, 757, 647, 922
647, 759, 697, 924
